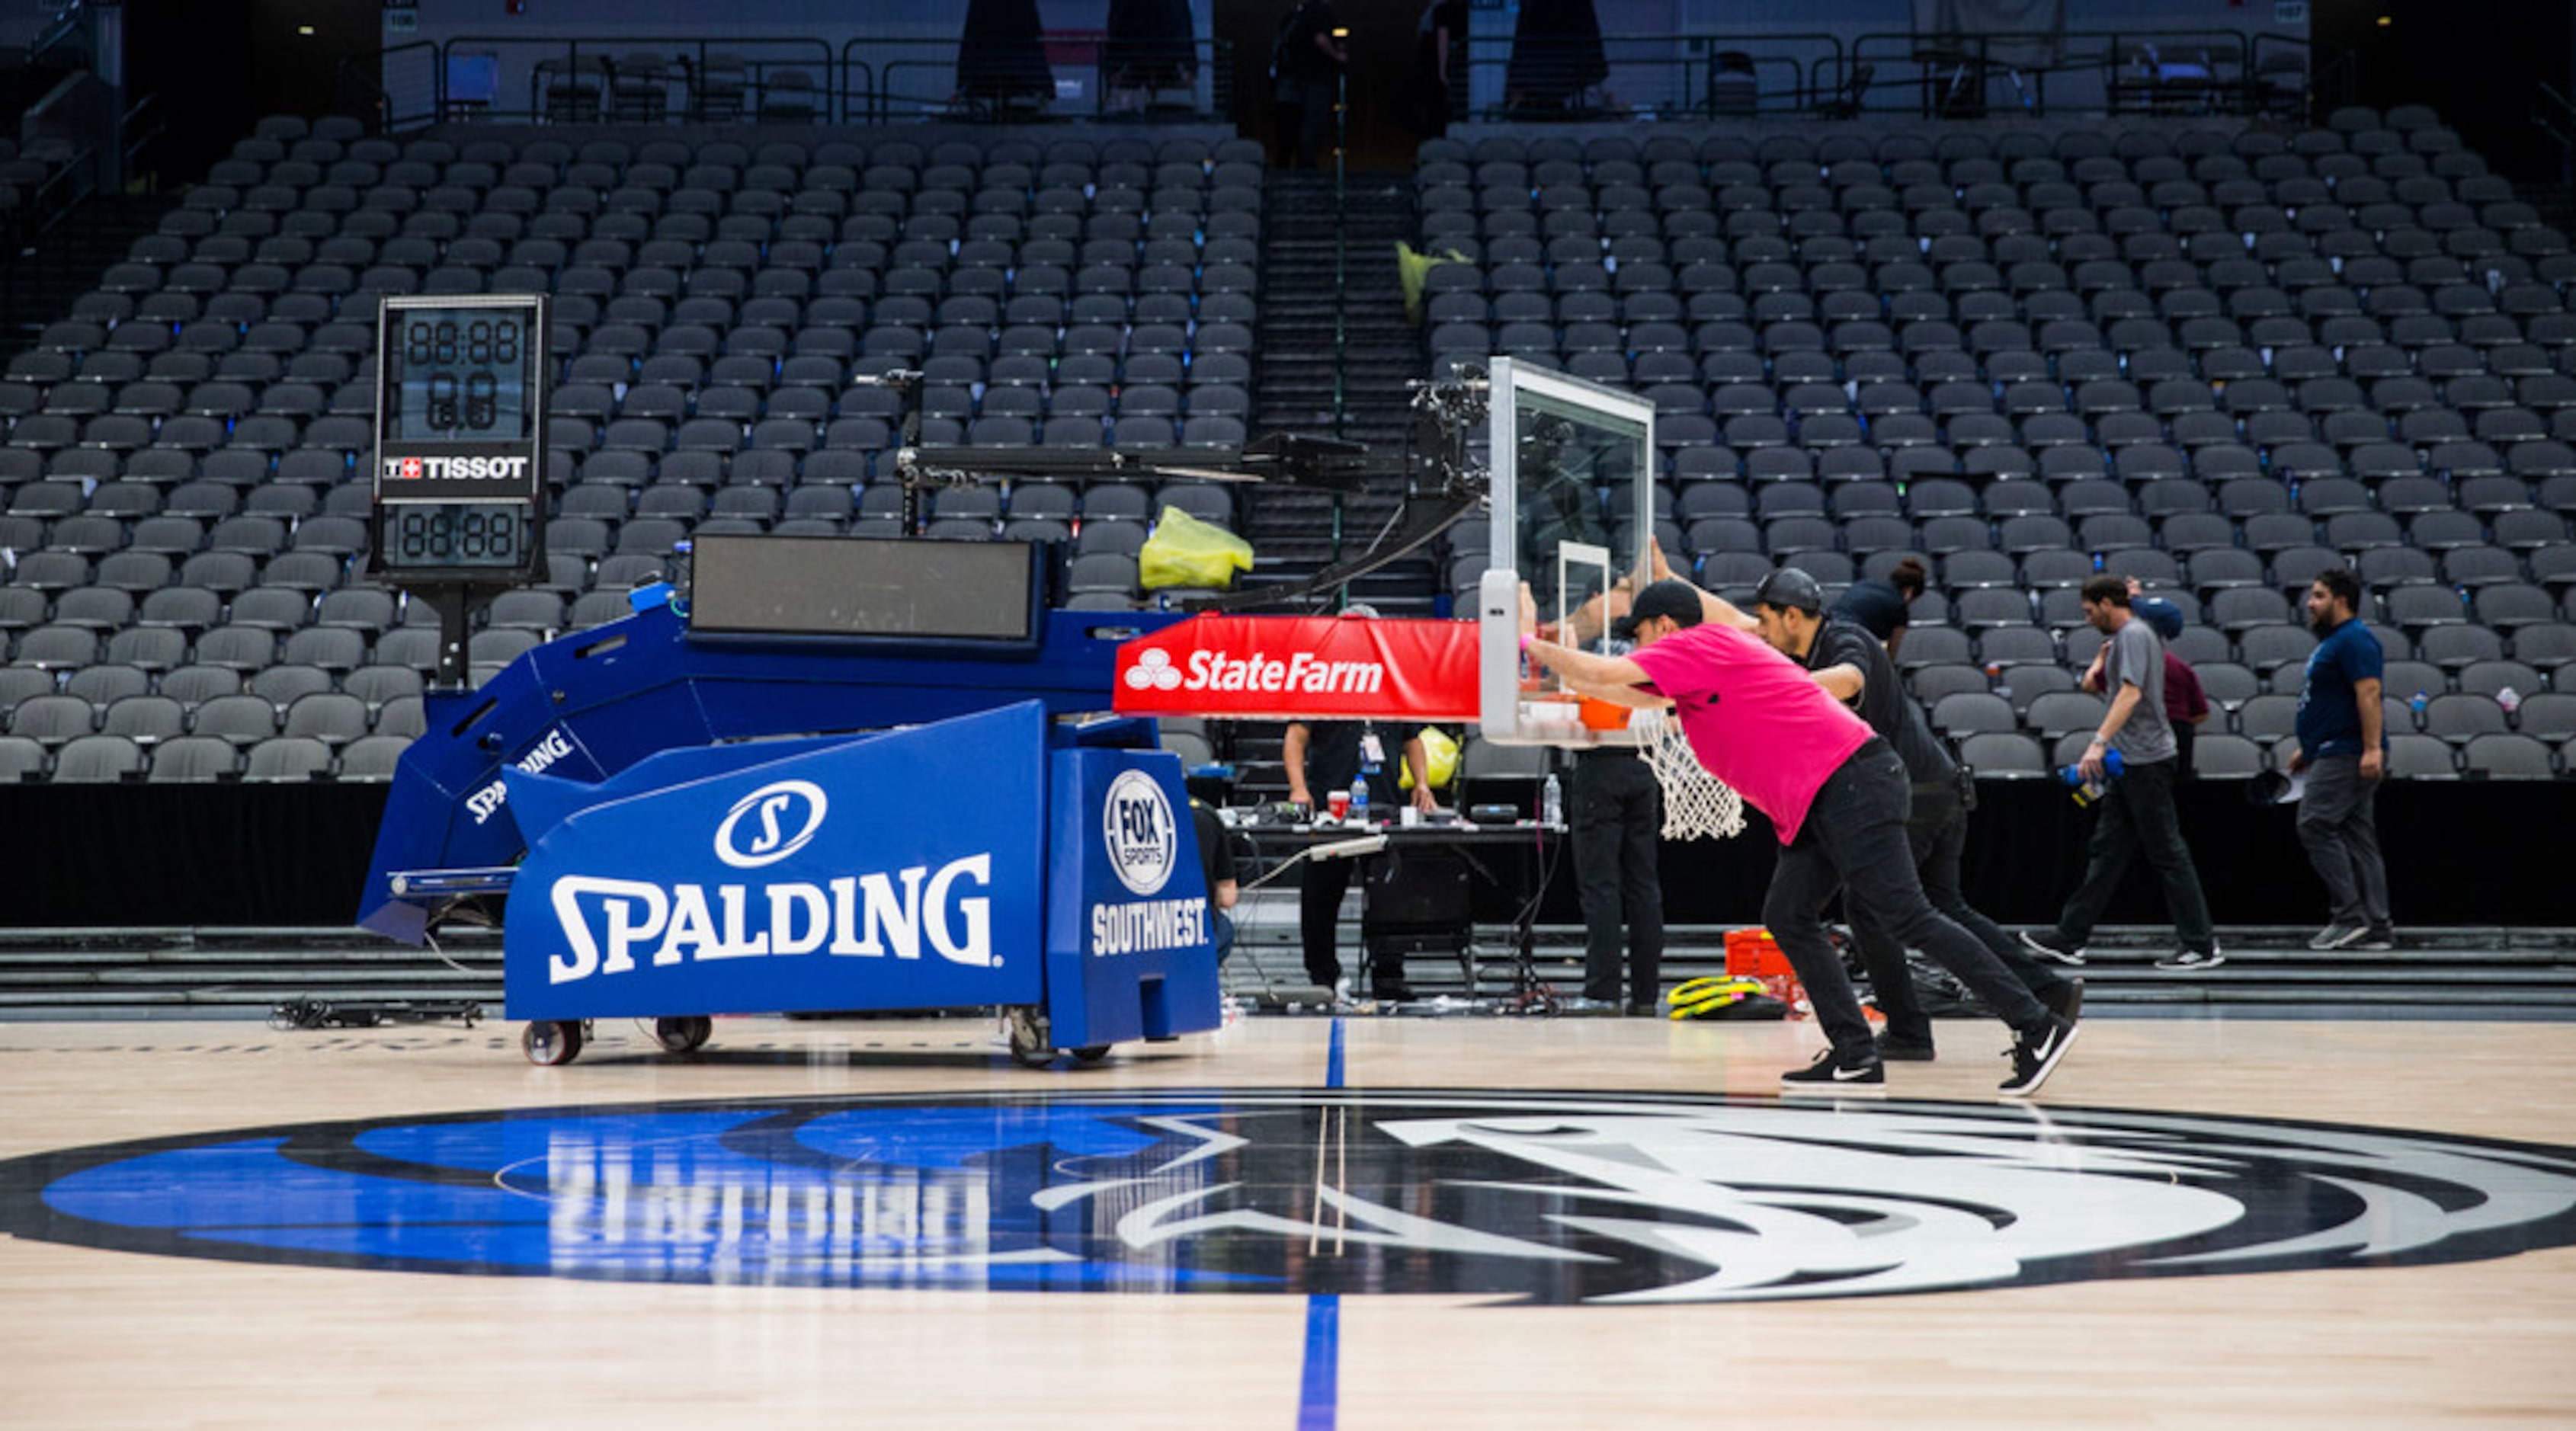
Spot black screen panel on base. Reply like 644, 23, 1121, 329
687, 536, 1040, 643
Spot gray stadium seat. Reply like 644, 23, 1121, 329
146, 735, 241, 782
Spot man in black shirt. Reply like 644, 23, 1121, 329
1270, 0, 1346, 169
1190, 796, 1239, 967
1828, 555, 1927, 658
1283, 716, 1433, 998
1753, 568, 2081, 1059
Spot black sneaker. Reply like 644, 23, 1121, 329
2308, 923, 2367, 951
2000, 1017, 2080, 1096
2019, 930, 2087, 966
2154, 946, 2225, 972
2351, 927, 2395, 951
1873, 1030, 1937, 1062
1780, 1046, 1886, 1090
2039, 978, 2085, 1024
1625, 1002, 1658, 1019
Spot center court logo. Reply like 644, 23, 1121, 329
6, 1091, 2575, 1305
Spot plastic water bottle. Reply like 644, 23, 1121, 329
2057, 747, 2125, 806
1541, 773, 1564, 827
1349, 773, 1369, 824
2411, 690, 2430, 722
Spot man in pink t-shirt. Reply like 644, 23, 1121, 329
1523, 578, 2081, 1096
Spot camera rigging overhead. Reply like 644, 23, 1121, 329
890, 366, 1496, 613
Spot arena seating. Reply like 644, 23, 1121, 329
1, 117, 1266, 779
1419, 107, 2576, 779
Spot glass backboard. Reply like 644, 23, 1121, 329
1474, 358, 1657, 746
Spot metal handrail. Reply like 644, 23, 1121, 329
853, 34, 1233, 125
1459, 30, 1848, 120
2534, 82, 2576, 196
119, 91, 166, 190
1846, 26, 2275, 119
340, 41, 430, 133
2534, 82, 2576, 150
383, 34, 840, 127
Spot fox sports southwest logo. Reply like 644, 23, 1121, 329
7, 1090, 2576, 1305
1101, 770, 1175, 895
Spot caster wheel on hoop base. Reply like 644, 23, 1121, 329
653, 1016, 713, 1055
1070, 1045, 1112, 1064
522, 1020, 584, 1067
1004, 1007, 1058, 1068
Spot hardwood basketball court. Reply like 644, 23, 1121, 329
4, 1010, 2571, 1428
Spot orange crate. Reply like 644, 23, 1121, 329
1724, 927, 1811, 1018
1723, 927, 1793, 978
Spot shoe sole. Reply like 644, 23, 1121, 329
2000, 1021, 2081, 1097
1780, 1080, 1887, 1097
2154, 956, 2227, 972
2308, 928, 2366, 951
2019, 931, 2087, 966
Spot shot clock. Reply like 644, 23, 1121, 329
372, 294, 549, 581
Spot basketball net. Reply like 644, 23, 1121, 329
1629, 708, 1747, 841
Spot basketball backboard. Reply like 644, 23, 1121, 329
1473, 358, 1657, 746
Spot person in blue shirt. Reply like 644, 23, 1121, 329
2290, 567, 2392, 951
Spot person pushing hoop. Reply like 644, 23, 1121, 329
1522, 578, 2081, 1096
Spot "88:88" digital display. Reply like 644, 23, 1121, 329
388, 502, 528, 568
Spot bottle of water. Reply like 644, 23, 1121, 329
2056, 748, 2125, 806
1541, 773, 1564, 827
1349, 772, 1369, 824
2411, 690, 2430, 724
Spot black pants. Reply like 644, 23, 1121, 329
2049, 755, 2215, 953
1763, 742, 2052, 1060
1300, 854, 1409, 991
1850, 781, 2078, 1044
1276, 78, 1336, 168
1573, 751, 1664, 1004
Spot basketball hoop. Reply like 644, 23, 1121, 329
1630, 708, 1748, 842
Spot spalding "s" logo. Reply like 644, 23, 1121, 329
713, 780, 829, 869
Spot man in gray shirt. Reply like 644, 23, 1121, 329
2021, 575, 2221, 972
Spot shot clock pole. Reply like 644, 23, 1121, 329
370, 293, 551, 691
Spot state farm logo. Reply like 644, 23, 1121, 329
1123, 647, 1385, 696
1101, 769, 1175, 895
713, 780, 828, 869
1124, 648, 1184, 691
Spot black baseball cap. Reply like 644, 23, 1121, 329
1752, 567, 1825, 614
1609, 579, 1705, 641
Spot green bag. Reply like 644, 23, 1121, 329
1137, 505, 1254, 590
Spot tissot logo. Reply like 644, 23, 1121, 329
381, 455, 530, 482
9, 1092, 2576, 1304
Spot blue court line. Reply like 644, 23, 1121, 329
1296, 1294, 1341, 1430
1296, 1017, 1348, 1430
